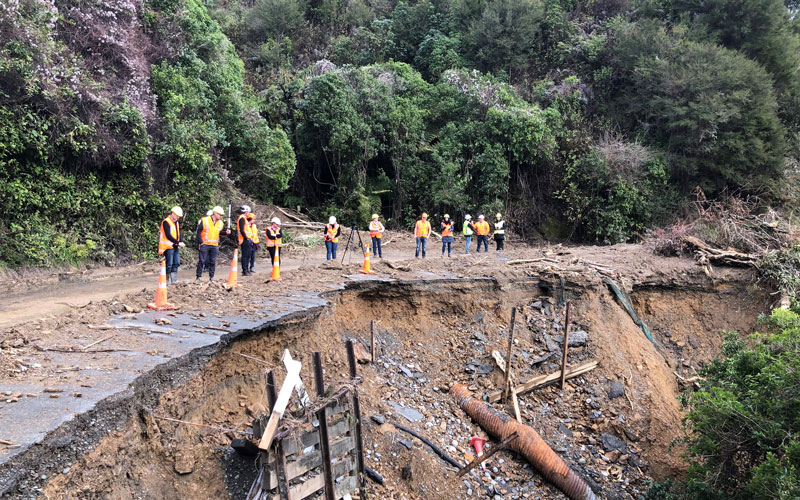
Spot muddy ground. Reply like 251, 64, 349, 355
0, 233, 774, 499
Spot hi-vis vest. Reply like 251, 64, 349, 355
158, 216, 179, 254
494, 220, 505, 236
247, 221, 260, 244
463, 221, 473, 236
441, 220, 454, 237
266, 227, 282, 247
237, 214, 248, 245
415, 220, 431, 237
474, 221, 490, 236
326, 223, 339, 243
369, 220, 384, 238
200, 216, 223, 246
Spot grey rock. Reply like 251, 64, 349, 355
474, 312, 485, 323
607, 380, 625, 399
399, 365, 414, 378
600, 432, 627, 453
557, 423, 573, 438
389, 402, 424, 422
371, 414, 386, 425
553, 330, 588, 347
399, 439, 413, 449
476, 363, 495, 375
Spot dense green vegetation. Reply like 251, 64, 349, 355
1, 0, 798, 265
645, 306, 800, 500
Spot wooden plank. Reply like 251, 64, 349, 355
491, 350, 521, 423
267, 371, 290, 500
286, 459, 356, 500
268, 436, 355, 484
345, 339, 365, 477
560, 302, 571, 389
486, 360, 599, 403
313, 352, 336, 500
502, 307, 517, 403
280, 416, 351, 456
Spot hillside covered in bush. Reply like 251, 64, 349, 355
1, 0, 798, 265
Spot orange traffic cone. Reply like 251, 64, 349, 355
148, 259, 175, 310
225, 248, 239, 287
359, 247, 375, 274
270, 252, 281, 281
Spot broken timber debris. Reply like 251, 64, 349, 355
451, 384, 598, 500
457, 432, 518, 477
246, 345, 365, 500
491, 350, 522, 423
486, 360, 599, 403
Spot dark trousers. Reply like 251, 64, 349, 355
495, 235, 505, 251
476, 235, 488, 252
268, 246, 279, 264
164, 247, 180, 274
371, 236, 382, 258
441, 240, 452, 256
240, 240, 254, 273
196, 244, 219, 278
248, 244, 257, 271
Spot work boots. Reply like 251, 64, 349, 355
170, 272, 178, 284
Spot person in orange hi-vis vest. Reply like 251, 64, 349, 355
158, 206, 186, 284
414, 212, 432, 258
440, 214, 455, 257
368, 214, 385, 258
246, 213, 260, 274
474, 214, 490, 253
236, 205, 255, 276
265, 217, 283, 264
324, 216, 341, 260
195, 205, 230, 282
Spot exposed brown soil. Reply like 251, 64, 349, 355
0, 237, 773, 500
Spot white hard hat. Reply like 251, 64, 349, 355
372, 214, 379, 219
444, 214, 450, 218
171, 206, 183, 217
240, 204, 251, 213
213, 206, 225, 215
206, 210, 213, 216
496, 213, 502, 218
271, 217, 281, 225
329, 216, 336, 224
478, 214, 484, 219
465, 214, 471, 220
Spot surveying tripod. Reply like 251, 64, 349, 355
340, 224, 366, 264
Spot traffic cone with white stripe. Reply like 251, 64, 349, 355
270, 251, 281, 281
148, 259, 175, 310
359, 247, 375, 274
225, 248, 239, 287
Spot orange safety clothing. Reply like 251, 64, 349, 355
237, 214, 248, 245
266, 227, 282, 247
326, 223, 340, 243
474, 221, 490, 236
199, 216, 223, 246
369, 220, 384, 238
415, 220, 431, 238
159, 216, 180, 254
441, 221, 454, 237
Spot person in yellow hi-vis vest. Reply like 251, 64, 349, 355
159, 206, 186, 284
245, 212, 260, 273
265, 217, 283, 264
414, 212, 432, 258
368, 214, 385, 258
195, 206, 230, 282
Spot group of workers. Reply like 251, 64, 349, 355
413, 212, 505, 258
157, 205, 283, 284
157, 205, 507, 281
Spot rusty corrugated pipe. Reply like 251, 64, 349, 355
450, 384, 598, 500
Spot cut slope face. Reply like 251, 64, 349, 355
29, 275, 767, 500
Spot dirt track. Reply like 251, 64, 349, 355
0, 234, 774, 499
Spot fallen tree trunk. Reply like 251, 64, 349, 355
451, 384, 598, 500
683, 236, 759, 267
